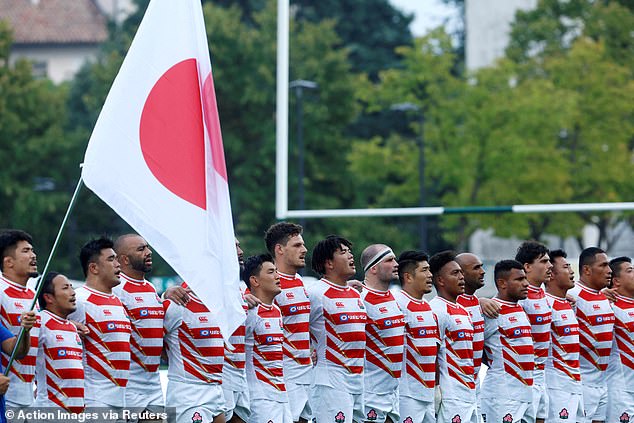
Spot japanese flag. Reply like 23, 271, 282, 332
82, 0, 244, 339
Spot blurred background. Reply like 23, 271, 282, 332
1, 0, 632, 294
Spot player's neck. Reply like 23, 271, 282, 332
46, 305, 71, 320
578, 278, 600, 291
495, 293, 518, 304
464, 285, 477, 296
438, 291, 458, 303
2, 271, 28, 286
252, 290, 274, 305
403, 286, 423, 300
527, 278, 542, 289
324, 273, 348, 286
616, 288, 634, 299
544, 284, 566, 299
85, 278, 113, 295
275, 261, 299, 276
121, 269, 144, 281
364, 277, 389, 292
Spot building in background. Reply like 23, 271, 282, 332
465, 0, 537, 70
0, 0, 135, 83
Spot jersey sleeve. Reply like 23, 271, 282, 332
483, 316, 498, 339
162, 300, 182, 334
0, 322, 13, 344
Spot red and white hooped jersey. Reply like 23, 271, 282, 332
482, 298, 534, 402
518, 285, 552, 373
69, 285, 131, 407
112, 273, 164, 390
34, 310, 84, 413
394, 290, 438, 402
274, 272, 312, 383
607, 294, 634, 392
568, 282, 615, 387
163, 290, 224, 385
545, 293, 581, 392
361, 285, 405, 394
308, 278, 367, 394
223, 281, 248, 391
0, 276, 40, 405
429, 296, 476, 400
245, 303, 287, 401
457, 294, 484, 380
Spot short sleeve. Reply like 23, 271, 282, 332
163, 300, 182, 334
0, 322, 13, 344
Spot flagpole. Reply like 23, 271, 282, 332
3, 174, 84, 377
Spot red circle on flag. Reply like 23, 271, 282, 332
140, 58, 206, 210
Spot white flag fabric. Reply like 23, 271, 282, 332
82, 0, 244, 339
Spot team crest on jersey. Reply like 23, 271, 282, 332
75, 334, 82, 345
451, 415, 462, 423
502, 413, 513, 423
558, 408, 569, 420
358, 299, 365, 309
404, 418, 413, 423
621, 412, 631, 423
366, 409, 378, 421
191, 411, 202, 423
334, 411, 345, 423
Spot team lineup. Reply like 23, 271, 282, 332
0, 223, 631, 423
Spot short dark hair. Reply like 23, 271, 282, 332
0, 229, 34, 271
38, 271, 61, 310
609, 256, 631, 278
397, 250, 428, 285
515, 241, 549, 265
429, 250, 456, 281
549, 249, 567, 263
494, 259, 524, 283
241, 254, 274, 289
579, 247, 605, 270
79, 237, 114, 277
311, 235, 352, 276
264, 222, 303, 255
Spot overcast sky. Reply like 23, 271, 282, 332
390, 0, 458, 36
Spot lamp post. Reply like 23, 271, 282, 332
289, 79, 318, 232
391, 102, 427, 251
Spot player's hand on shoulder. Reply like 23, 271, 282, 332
347, 279, 364, 293
601, 287, 617, 303
19, 311, 37, 331
71, 320, 90, 338
164, 286, 192, 306
244, 293, 262, 309
479, 297, 500, 318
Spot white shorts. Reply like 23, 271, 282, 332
481, 398, 535, 423
607, 389, 634, 423
125, 386, 165, 410
531, 380, 548, 420
84, 400, 126, 423
248, 399, 292, 423
287, 379, 312, 421
399, 396, 435, 423
546, 388, 584, 423
437, 398, 478, 423
582, 384, 608, 422
364, 390, 399, 423
166, 380, 226, 423
311, 385, 364, 423
223, 386, 251, 422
